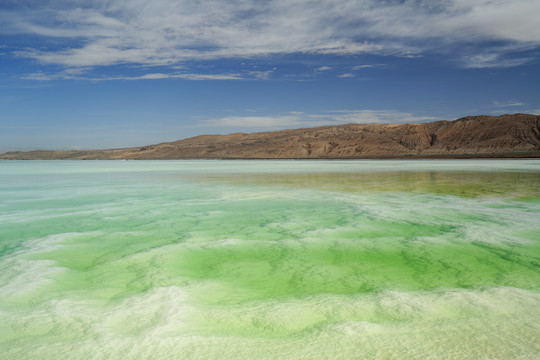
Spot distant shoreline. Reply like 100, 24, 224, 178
2, 114, 539, 160
2, 154, 539, 161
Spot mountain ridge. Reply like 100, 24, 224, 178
2, 113, 539, 160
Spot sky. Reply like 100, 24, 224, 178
1, 0, 540, 151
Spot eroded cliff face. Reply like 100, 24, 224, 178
2, 114, 540, 160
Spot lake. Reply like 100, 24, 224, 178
1, 160, 539, 359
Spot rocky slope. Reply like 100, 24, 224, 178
2, 114, 539, 160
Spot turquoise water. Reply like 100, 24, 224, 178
0, 160, 539, 359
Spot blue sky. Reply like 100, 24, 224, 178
1, 0, 539, 151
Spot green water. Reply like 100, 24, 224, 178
0, 160, 539, 359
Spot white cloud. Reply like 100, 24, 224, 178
492, 100, 525, 108
205, 115, 306, 129
112, 73, 244, 81
310, 110, 439, 125
173, 73, 243, 81
3, 0, 539, 71
338, 73, 354, 78
461, 52, 534, 68
353, 64, 377, 70
314, 41, 386, 55
205, 109, 440, 129
248, 69, 277, 80
22, 72, 244, 81
489, 101, 540, 116
21, 72, 64, 81
316, 66, 333, 71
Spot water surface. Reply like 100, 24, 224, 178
1, 160, 539, 359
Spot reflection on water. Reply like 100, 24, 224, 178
196, 171, 540, 198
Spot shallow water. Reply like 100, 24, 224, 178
1, 160, 539, 359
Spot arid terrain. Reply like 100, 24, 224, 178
2, 113, 539, 160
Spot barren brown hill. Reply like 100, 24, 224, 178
2, 113, 540, 160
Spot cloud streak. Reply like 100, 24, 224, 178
205, 110, 440, 130
2, 0, 539, 73
21, 72, 244, 81
492, 100, 526, 108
